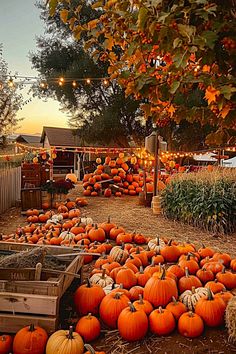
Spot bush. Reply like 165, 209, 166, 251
162, 168, 236, 234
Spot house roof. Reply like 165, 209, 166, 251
16, 134, 42, 147
41, 127, 81, 147
41, 126, 131, 148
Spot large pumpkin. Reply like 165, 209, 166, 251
195, 288, 226, 327
99, 292, 130, 328
13, 324, 48, 354
46, 327, 84, 354
117, 302, 148, 341
144, 269, 178, 307
74, 279, 105, 315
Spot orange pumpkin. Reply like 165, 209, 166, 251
13, 324, 48, 354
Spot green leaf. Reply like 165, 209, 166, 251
177, 24, 196, 42
202, 31, 218, 49
60, 9, 69, 24
158, 12, 169, 23
170, 81, 180, 94
49, 0, 58, 16
173, 50, 188, 69
173, 38, 182, 49
137, 7, 149, 30
220, 85, 236, 100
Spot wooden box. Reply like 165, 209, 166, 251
21, 188, 42, 210
0, 242, 83, 333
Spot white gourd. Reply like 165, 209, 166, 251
90, 270, 114, 288
148, 237, 166, 253
179, 286, 208, 311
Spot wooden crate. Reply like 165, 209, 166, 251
0, 242, 83, 333
21, 188, 42, 210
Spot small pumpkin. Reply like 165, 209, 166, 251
178, 267, 202, 294
0, 335, 13, 354
179, 286, 208, 311
160, 239, 181, 262
129, 285, 144, 301
149, 307, 176, 336
216, 267, 236, 290
148, 237, 165, 253
75, 313, 100, 342
118, 302, 148, 341
133, 294, 153, 315
198, 244, 215, 259
74, 279, 105, 315
116, 268, 137, 289
90, 269, 114, 288
84, 344, 106, 354
109, 244, 129, 264
205, 279, 226, 294
166, 296, 187, 320
178, 312, 204, 338
13, 324, 48, 354
46, 326, 84, 354
196, 268, 214, 284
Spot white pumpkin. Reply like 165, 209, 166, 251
90, 269, 114, 288
52, 213, 64, 222
109, 245, 129, 264
148, 237, 166, 253
179, 286, 208, 311
46, 218, 58, 225
60, 231, 75, 240
80, 217, 93, 225
103, 283, 120, 295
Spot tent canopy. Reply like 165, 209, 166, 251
222, 156, 236, 167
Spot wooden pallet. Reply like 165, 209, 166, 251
0, 242, 83, 333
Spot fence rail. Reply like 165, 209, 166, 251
0, 166, 21, 213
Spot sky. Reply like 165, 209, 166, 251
0, 0, 69, 134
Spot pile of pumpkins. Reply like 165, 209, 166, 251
72, 225, 236, 344
82, 155, 167, 197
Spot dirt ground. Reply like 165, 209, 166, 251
0, 184, 236, 353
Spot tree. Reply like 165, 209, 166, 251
0, 48, 24, 144
48, 0, 236, 146
31, 1, 152, 146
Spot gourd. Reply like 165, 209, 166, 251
109, 244, 129, 264
89, 269, 114, 288
179, 286, 208, 311
46, 326, 84, 354
148, 237, 165, 253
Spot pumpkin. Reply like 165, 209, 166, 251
90, 269, 114, 288
148, 237, 165, 253
205, 279, 226, 294
212, 252, 231, 268
166, 297, 187, 320
88, 225, 105, 242
151, 254, 165, 264
216, 267, 236, 290
0, 335, 12, 354
149, 307, 176, 336
131, 248, 149, 267
109, 244, 129, 264
109, 226, 125, 240
116, 268, 137, 289
178, 267, 202, 293
116, 232, 133, 245
117, 302, 148, 341
178, 312, 204, 338
75, 313, 100, 342
136, 266, 151, 287
99, 217, 116, 236
103, 282, 120, 295
160, 240, 181, 262
195, 287, 226, 327
198, 244, 215, 259
104, 188, 112, 197
46, 327, 84, 354
13, 324, 48, 354
99, 292, 130, 328
167, 264, 185, 279
215, 290, 234, 305
74, 279, 105, 315
230, 259, 236, 271
84, 344, 106, 354
203, 261, 224, 274
179, 286, 208, 311
129, 285, 144, 301
144, 268, 178, 307
196, 268, 214, 284
178, 253, 199, 274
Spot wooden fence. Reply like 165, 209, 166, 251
0, 166, 21, 213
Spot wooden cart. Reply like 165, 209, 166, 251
0, 242, 83, 333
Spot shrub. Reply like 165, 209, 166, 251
162, 168, 236, 234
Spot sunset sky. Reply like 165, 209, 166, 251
0, 0, 69, 134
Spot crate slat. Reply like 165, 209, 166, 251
0, 292, 58, 316
0, 313, 57, 333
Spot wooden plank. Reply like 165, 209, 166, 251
0, 313, 57, 333
0, 280, 60, 296
0, 292, 58, 316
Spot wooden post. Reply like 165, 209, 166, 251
153, 129, 159, 197
77, 155, 81, 181
73, 152, 77, 173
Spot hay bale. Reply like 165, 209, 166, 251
0, 247, 47, 269
226, 296, 236, 344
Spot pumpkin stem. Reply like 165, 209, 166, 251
184, 267, 190, 277
160, 267, 166, 280
87, 313, 92, 319
29, 324, 35, 332
172, 296, 177, 304
101, 269, 106, 278
139, 266, 144, 273
202, 243, 206, 249
67, 326, 74, 339
119, 283, 124, 289
222, 266, 226, 274
206, 287, 214, 300
138, 294, 144, 304
158, 306, 163, 314
191, 286, 196, 294
121, 242, 125, 250
108, 216, 111, 223
84, 344, 95, 354
128, 302, 137, 312
114, 292, 122, 299
188, 311, 194, 317
168, 239, 172, 246
86, 278, 91, 288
